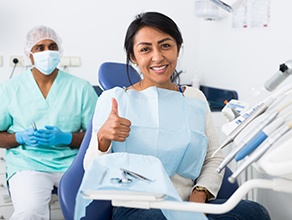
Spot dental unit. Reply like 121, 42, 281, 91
213, 83, 292, 158
228, 121, 292, 183
216, 101, 292, 173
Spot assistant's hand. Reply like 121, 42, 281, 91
98, 98, 131, 152
35, 126, 72, 146
15, 129, 38, 146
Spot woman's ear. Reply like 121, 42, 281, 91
130, 55, 137, 66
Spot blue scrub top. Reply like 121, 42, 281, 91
0, 69, 98, 180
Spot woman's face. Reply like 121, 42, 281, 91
131, 26, 180, 89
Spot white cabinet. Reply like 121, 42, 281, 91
0, 149, 64, 220
0, 149, 13, 219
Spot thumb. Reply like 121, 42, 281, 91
111, 98, 119, 115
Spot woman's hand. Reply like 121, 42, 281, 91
98, 98, 131, 152
189, 190, 207, 203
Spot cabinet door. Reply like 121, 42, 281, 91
0, 205, 14, 220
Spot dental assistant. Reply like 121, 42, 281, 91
0, 25, 97, 219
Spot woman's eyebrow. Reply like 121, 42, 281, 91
158, 38, 173, 44
137, 38, 173, 47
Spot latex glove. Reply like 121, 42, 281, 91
15, 129, 38, 146
35, 126, 72, 146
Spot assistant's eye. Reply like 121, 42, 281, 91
34, 45, 44, 52
49, 43, 59, 51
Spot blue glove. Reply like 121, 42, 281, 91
15, 129, 38, 146
35, 126, 72, 146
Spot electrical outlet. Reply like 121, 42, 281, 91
70, 57, 81, 66
0, 56, 3, 66
60, 56, 71, 67
10, 56, 24, 67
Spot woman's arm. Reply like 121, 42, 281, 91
184, 87, 224, 202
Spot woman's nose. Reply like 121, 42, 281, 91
152, 49, 164, 62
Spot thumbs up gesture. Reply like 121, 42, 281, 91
97, 98, 131, 152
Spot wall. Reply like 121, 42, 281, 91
1, 1, 292, 102
195, 0, 292, 103
0, 0, 200, 86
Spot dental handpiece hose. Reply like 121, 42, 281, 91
234, 115, 285, 162
212, 97, 275, 157
215, 110, 279, 173
228, 122, 292, 184
214, 83, 292, 158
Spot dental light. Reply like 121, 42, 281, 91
265, 60, 292, 91
194, 0, 243, 20
208, 0, 244, 12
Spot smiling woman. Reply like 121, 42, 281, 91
79, 11, 271, 220
130, 26, 179, 90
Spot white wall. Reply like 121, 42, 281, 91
196, 0, 292, 103
1, 0, 292, 103
0, 0, 200, 86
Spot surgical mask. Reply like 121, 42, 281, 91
32, 50, 60, 75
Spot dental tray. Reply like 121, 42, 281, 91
81, 189, 166, 202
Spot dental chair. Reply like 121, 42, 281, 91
98, 62, 141, 90
58, 62, 239, 219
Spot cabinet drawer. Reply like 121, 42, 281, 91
0, 174, 7, 188
0, 149, 5, 158
0, 205, 13, 219
0, 186, 12, 207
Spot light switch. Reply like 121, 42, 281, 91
0, 56, 2, 66
70, 57, 81, 67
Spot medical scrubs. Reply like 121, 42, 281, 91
0, 69, 97, 180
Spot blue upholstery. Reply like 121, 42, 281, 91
58, 118, 112, 220
217, 166, 239, 199
98, 62, 141, 90
58, 62, 238, 219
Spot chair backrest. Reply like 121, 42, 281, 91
217, 166, 239, 199
58, 118, 112, 220
98, 62, 141, 90
58, 62, 140, 220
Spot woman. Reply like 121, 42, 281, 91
83, 12, 270, 220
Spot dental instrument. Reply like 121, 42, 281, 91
228, 121, 292, 183
214, 83, 292, 157
215, 110, 279, 173
120, 168, 155, 183
212, 97, 275, 157
234, 114, 285, 161
31, 120, 37, 131
265, 60, 292, 91
110, 170, 133, 185
216, 100, 292, 173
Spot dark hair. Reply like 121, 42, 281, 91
124, 12, 183, 83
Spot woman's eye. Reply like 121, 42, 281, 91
162, 43, 170, 49
140, 47, 149, 53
